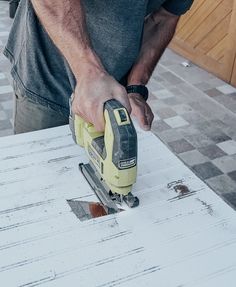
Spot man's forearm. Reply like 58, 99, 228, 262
127, 8, 179, 85
31, 0, 104, 79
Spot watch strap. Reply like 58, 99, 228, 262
126, 85, 149, 101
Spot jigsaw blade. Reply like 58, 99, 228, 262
79, 162, 119, 213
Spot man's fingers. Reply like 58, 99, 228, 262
91, 102, 105, 132
72, 99, 90, 123
132, 103, 149, 130
72, 96, 104, 131
93, 120, 105, 132
72, 75, 132, 132
145, 104, 154, 127
129, 94, 154, 131
114, 87, 132, 114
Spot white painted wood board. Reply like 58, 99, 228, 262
0, 125, 236, 287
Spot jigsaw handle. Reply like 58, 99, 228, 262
69, 97, 137, 171
69, 97, 137, 193
103, 99, 137, 170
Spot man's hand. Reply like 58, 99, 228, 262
72, 63, 131, 131
129, 93, 154, 131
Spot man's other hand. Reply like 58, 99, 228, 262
129, 93, 154, 131
72, 64, 131, 132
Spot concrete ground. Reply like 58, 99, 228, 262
0, 1, 236, 209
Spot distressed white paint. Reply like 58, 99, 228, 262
0, 73, 6, 80
0, 31, 9, 37
0, 125, 236, 287
0, 85, 13, 95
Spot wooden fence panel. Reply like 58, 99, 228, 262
170, 0, 236, 86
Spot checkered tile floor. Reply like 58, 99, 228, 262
0, 0, 236, 208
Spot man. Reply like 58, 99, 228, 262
4, 0, 193, 134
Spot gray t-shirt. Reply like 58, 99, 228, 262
4, 0, 193, 115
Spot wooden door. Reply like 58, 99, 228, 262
229, 1, 236, 87
170, 0, 236, 86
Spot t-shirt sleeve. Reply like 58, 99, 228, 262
162, 0, 194, 16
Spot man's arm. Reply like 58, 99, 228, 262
128, 8, 179, 85
31, 0, 99, 78
31, 0, 130, 131
128, 8, 179, 130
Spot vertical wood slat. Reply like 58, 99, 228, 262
176, 0, 205, 32
170, 0, 236, 86
227, 0, 236, 86
231, 59, 236, 87
196, 14, 230, 53
187, 1, 232, 48
177, 0, 224, 41
207, 34, 228, 62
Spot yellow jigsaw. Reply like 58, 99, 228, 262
69, 98, 139, 211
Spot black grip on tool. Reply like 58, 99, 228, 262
104, 99, 137, 170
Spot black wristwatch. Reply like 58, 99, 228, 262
126, 85, 149, 101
